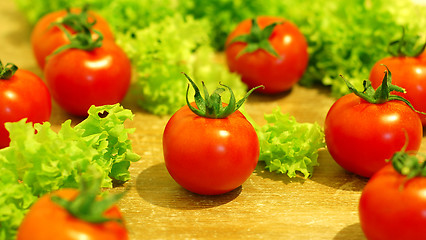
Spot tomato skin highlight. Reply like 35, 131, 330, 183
324, 93, 422, 178
369, 57, 426, 125
225, 16, 308, 94
17, 188, 128, 240
0, 69, 51, 148
31, 8, 114, 69
359, 164, 426, 240
163, 103, 259, 195
44, 40, 131, 116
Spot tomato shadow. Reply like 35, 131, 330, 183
135, 162, 241, 210
248, 88, 293, 103
333, 223, 366, 240
309, 150, 368, 191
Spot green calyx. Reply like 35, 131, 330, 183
342, 65, 424, 114
183, 73, 262, 119
51, 174, 125, 224
230, 18, 282, 58
387, 27, 426, 57
0, 61, 18, 80
51, 6, 103, 55
391, 150, 426, 180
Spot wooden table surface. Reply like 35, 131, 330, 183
3, 1, 426, 239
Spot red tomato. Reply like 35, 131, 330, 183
359, 164, 426, 240
31, 8, 114, 69
44, 40, 131, 116
163, 102, 259, 195
324, 93, 422, 178
17, 188, 128, 240
0, 66, 51, 148
225, 16, 308, 94
369, 57, 426, 125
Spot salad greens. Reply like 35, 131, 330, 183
0, 104, 140, 240
256, 107, 325, 178
14, 0, 426, 111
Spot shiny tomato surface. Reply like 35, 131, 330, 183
17, 188, 128, 240
31, 8, 114, 69
225, 16, 308, 94
369, 57, 426, 125
44, 40, 131, 116
359, 164, 426, 240
0, 69, 51, 148
324, 93, 422, 178
163, 103, 259, 195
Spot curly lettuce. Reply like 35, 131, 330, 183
256, 107, 325, 178
14, 0, 426, 104
0, 104, 140, 240
117, 14, 246, 115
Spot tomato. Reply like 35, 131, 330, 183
17, 188, 128, 240
44, 39, 131, 116
163, 74, 260, 195
163, 102, 259, 195
359, 163, 426, 240
225, 16, 308, 94
31, 8, 114, 69
324, 92, 422, 178
369, 57, 426, 125
0, 63, 51, 148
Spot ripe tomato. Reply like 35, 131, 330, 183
324, 93, 422, 178
44, 40, 131, 116
369, 57, 426, 125
359, 164, 426, 240
225, 16, 308, 94
0, 63, 51, 148
31, 8, 114, 69
17, 188, 128, 240
163, 102, 259, 195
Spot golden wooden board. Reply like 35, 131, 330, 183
2, 1, 426, 239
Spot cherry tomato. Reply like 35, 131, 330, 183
31, 8, 114, 69
163, 102, 259, 195
369, 57, 426, 125
324, 93, 422, 178
44, 40, 131, 116
0, 64, 51, 148
225, 16, 308, 94
17, 188, 128, 240
359, 164, 426, 240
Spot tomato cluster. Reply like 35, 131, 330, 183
324, 30, 426, 239
32, 8, 131, 116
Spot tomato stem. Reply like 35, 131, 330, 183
387, 26, 426, 57
0, 61, 18, 80
51, 172, 125, 224
390, 149, 426, 180
229, 18, 282, 58
49, 6, 104, 56
183, 73, 262, 118
341, 65, 426, 115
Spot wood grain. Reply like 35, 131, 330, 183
3, 1, 426, 239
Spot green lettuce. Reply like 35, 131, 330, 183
15, 0, 426, 104
117, 14, 246, 115
256, 107, 325, 178
0, 104, 140, 240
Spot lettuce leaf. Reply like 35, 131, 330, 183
117, 14, 246, 115
0, 104, 139, 240
15, 0, 426, 104
256, 107, 325, 178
